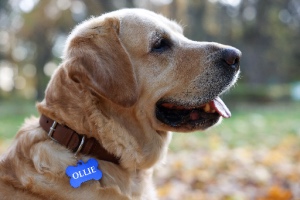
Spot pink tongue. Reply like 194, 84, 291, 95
210, 97, 231, 118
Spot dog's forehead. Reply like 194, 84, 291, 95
117, 9, 183, 35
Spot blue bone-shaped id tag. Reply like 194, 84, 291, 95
66, 158, 102, 188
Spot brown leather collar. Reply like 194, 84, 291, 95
39, 114, 120, 165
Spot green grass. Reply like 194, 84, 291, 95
0, 100, 299, 149
0, 100, 38, 139
171, 102, 300, 150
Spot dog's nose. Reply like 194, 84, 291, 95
222, 48, 241, 71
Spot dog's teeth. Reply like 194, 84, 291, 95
204, 103, 211, 112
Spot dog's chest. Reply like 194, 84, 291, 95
129, 169, 157, 199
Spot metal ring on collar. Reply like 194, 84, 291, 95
74, 136, 85, 156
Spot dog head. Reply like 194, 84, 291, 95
114, 9, 241, 132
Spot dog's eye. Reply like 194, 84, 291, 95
151, 38, 171, 53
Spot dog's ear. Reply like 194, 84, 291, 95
65, 17, 138, 107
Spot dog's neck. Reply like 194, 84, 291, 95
39, 114, 120, 164
37, 67, 171, 170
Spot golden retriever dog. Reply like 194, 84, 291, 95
0, 8, 241, 200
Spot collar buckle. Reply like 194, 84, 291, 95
48, 121, 58, 143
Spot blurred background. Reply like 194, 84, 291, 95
0, 0, 300, 199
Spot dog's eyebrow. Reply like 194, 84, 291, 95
156, 29, 168, 37
152, 29, 171, 42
